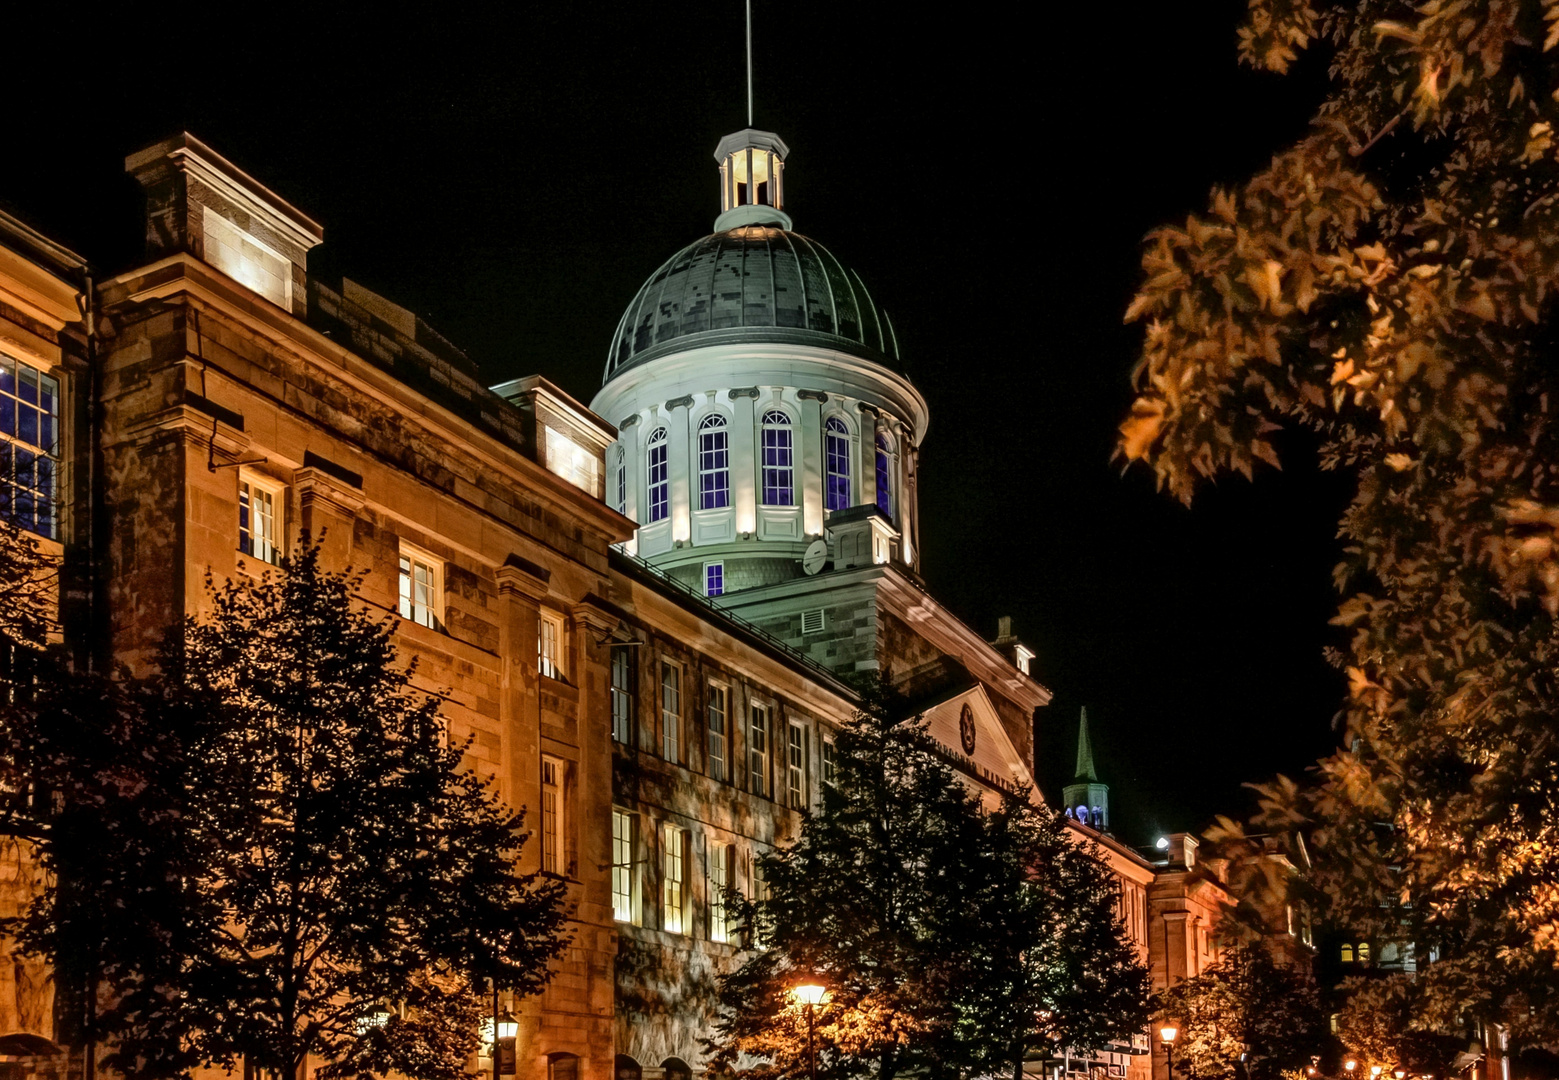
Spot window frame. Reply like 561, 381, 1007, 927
541, 755, 566, 876
704, 561, 724, 598
237, 470, 285, 566
661, 822, 687, 934
822, 734, 837, 790
748, 701, 770, 798
697, 413, 730, 510
706, 682, 728, 782
0, 351, 63, 541
824, 415, 852, 512
708, 840, 734, 944
760, 409, 795, 507
645, 427, 669, 523
787, 720, 806, 808
538, 608, 566, 681
610, 646, 634, 744
397, 543, 443, 631
875, 433, 893, 518
612, 807, 638, 924
612, 445, 627, 515
660, 660, 682, 762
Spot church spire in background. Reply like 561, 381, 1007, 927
1075, 705, 1098, 782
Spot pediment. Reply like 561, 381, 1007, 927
918, 684, 1035, 800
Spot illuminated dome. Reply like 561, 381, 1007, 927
604, 225, 900, 382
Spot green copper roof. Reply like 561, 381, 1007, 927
604, 225, 900, 385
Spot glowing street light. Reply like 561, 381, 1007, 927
1160, 1024, 1179, 1080
1345, 1062, 1357, 1074
793, 982, 828, 1080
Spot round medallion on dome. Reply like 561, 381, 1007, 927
604, 226, 900, 384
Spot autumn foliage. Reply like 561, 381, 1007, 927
1123, 0, 1559, 1056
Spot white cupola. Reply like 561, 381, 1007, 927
713, 129, 792, 232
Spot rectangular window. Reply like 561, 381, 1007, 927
761, 416, 794, 506
748, 704, 769, 797
708, 841, 734, 944
539, 608, 565, 680
707, 684, 727, 782
822, 735, 837, 789
646, 431, 669, 523
542, 756, 565, 875
0, 352, 61, 540
237, 474, 283, 565
661, 823, 686, 934
787, 721, 805, 808
612, 808, 637, 924
660, 661, 680, 761
705, 562, 724, 598
610, 647, 633, 744
397, 546, 441, 630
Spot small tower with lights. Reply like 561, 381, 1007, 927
1063, 707, 1110, 831
713, 128, 792, 231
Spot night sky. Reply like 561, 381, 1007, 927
6, 3, 1350, 846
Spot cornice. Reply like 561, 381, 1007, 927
0, 245, 81, 331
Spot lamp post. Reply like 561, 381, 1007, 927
793, 982, 827, 1080
489, 991, 518, 1080
1345, 1062, 1357, 1076
1160, 1024, 1179, 1080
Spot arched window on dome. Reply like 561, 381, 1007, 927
875, 434, 893, 519
646, 428, 669, 523
761, 410, 795, 507
825, 416, 851, 512
698, 414, 730, 510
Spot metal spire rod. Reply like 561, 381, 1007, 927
745, 0, 753, 126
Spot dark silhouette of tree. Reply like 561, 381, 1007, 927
8, 539, 569, 1079
1121, 0, 1559, 1057
706, 679, 1148, 1079
1155, 944, 1323, 1080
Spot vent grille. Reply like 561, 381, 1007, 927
801, 609, 826, 635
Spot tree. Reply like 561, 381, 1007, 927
1154, 944, 1323, 1080
15, 539, 570, 1079
706, 680, 1148, 1080
1119, 0, 1559, 1055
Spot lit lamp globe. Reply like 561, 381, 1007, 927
1393, 1070, 1406, 1079
1371, 1068, 1383, 1078
494, 1009, 519, 1040
793, 983, 828, 1007
1345, 1063, 1357, 1074
1159, 1025, 1178, 1045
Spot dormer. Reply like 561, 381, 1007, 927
713, 128, 792, 232
126, 133, 323, 317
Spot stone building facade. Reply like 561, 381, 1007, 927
0, 124, 1163, 1080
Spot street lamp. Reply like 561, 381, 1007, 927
1345, 1063, 1357, 1075
1372, 1067, 1383, 1079
793, 982, 828, 1080
489, 1002, 518, 1079
1160, 1024, 1179, 1080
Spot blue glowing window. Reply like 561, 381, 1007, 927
705, 563, 724, 597
825, 416, 851, 511
646, 428, 669, 523
698, 414, 730, 509
0, 353, 61, 539
875, 434, 892, 518
761, 410, 794, 506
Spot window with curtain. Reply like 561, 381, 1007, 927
646, 428, 669, 523
825, 416, 851, 511
698, 414, 730, 509
761, 410, 794, 506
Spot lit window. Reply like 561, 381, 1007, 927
749, 704, 769, 797
698, 414, 730, 509
824, 416, 851, 511
610, 647, 633, 743
1015, 643, 1035, 676
1340, 943, 1354, 963
661, 823, 686, 934
708, 841, 734, 943
0, 352, 61, 539
875, 434, 893, 518
397, 546, 442, 630
612, 808, 637, 923
539, 608, 565, 680
707, 685, 727, 781
645, 428, 669, 523
612, 446, 626, 515
1357, 942, 1370, 963
705, 562, 724, 597
238, 474, 284, 565
545, 427, 599, 494
542, 756, 565, 875
760, 410, 794, 506
787, 721, 805, 808
822, 736, 836, 789
660, 661, 680, 761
